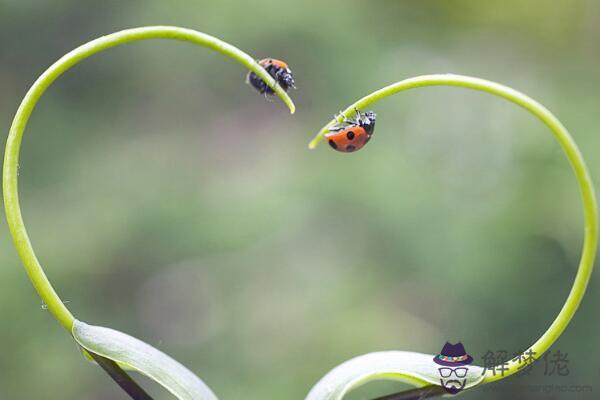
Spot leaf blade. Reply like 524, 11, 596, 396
73, 320, 218, 400
305, 351, 485, 400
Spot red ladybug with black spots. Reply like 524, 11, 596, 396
247, 58, 295, 95
326, 109, 376, 153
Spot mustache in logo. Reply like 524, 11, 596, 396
440, 379, 466, 395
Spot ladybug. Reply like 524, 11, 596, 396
325, 109, 376, 153
247, 58, 295, 95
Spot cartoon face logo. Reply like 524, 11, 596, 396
433, 342, 473, 394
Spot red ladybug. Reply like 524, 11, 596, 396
325, 110, 376, 153
247, 58, 295, 95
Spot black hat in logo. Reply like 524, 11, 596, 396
433, 342, 473, 367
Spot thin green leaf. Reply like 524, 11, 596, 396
73, 320, 218, 400
305, 351, 484, 400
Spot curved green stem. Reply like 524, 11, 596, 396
309, 74, 598, 383
3, 26, 296, 334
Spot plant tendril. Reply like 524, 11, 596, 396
3, 25, 296, 400
3, 25, 295, 333
310, 74, 598, 384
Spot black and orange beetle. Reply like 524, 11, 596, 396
325, 109, 376, 153
247, 58, 295, 95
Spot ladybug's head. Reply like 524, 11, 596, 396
361, 111, 377, 135
276, 68, 296, 92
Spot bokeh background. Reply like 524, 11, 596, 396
1, 1, 599, 399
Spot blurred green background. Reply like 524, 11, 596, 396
1, 1, 599, 399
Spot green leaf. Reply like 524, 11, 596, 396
305, 351, 485, 400
73, 320, 218, 400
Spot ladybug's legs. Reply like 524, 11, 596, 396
333, 110, 345, 122
336, 108, 362, 126
262, 87, 274, 102
258, 80, 268, 94
334, 110, 355, 124
353, 107, 365, 125
330, 112, 350, 132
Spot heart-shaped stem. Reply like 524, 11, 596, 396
310, 74, 598, 383
4, 25, 295, 334
3, 25, 296, 399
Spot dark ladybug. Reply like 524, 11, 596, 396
247, 58, 295, 95
325, 110, 376, 153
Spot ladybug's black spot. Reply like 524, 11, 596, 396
346, 145, 356, 152
329, 140, 338, 149
346, 131, 355, 140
